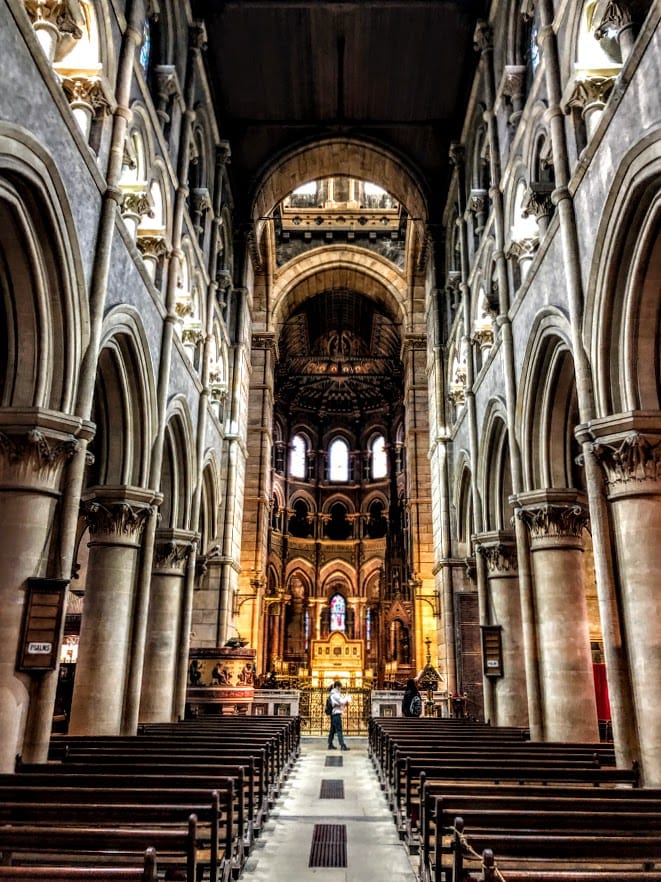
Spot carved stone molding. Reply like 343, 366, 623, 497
245, 227, 263, 273
0, 428, 80, 488
402, 333, 427, 354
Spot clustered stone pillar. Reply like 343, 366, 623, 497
476, 531, 529, 728
139, 529, 195, 723
516, 490, 599, 742
586, 419, 661, 784
0, 420, 81, 772
69, 488, 155, 735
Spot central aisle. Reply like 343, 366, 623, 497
243, 736, 418, 882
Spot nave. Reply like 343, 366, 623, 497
243, 738, 416, 882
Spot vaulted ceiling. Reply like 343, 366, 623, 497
197, 0, 486, 222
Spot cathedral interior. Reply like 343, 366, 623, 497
1, 0, 661, 787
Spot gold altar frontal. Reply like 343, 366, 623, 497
309, 630, 370, 687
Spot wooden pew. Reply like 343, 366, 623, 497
0, 848, 157, 881
15, 759, 252, 857
0, 817, 198, 882
448, 817, 661, 882
481, 849, 661, 882
0, 776, 238, 880
418, 781, 661, 882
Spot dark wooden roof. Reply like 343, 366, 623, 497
197, 0, 486, 220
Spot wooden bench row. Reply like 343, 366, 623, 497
0, 717, 300, 881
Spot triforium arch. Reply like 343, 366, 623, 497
580, 132, 661, 784
514, 315, 599, 742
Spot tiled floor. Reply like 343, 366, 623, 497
243, 736, 418, 882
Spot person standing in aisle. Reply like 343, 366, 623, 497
327, 680, 351, 750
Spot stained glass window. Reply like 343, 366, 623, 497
140, 19, 151, 75
330, 593, 346, 632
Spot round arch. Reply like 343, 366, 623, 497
0, 125, 88, 414
586, 132, 661, 415
251, 136, 429, 247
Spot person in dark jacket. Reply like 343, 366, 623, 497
402, 678, 422, 717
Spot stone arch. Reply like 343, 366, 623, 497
479, 399, 512, 532
199, 452, 220, 550
87, 308, 158, 489
586, 132, 661, 415
518, 310, 582, 492
319, 560, 357, 597
251, 137, 429, 262
160, 398, 195, 530
272, 245, 406, 329
454, 455, 473, 555
0, 125, 87, 414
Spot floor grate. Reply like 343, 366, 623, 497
324, 756, 343, 767
319, 779, 345, 799
308, 823, 347, 867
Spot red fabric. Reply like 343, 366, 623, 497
593, 663, 611, 721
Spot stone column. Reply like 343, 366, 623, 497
586, 418, 661, 783
139, 530, 195, 722
476, 532, 529, 728
516, 490, 599, 742
68, 487, 155, 735
0, 419, 81, 772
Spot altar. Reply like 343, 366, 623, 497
309, 630, 370, 686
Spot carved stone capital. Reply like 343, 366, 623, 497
153, 530, 195, 573
473, 19, 493, 54
515, 491, 589, 544
562, 74, 617, 114
182, 324, 204, 347
217, 140, 232, 166
594, 0, 636, 40
448, 383, 466, 407
251, 332, 277, 353
154, 64, 182, 100
136, 232, 171, 261
468, 188, 489, 217
59, 74, 114, 115
475, 532, 518, 576
189, 21, 207, 51
472, 325, 494, 351
191, 187, 212, 217
0, 427, 80, 489
216, 268, 233, 292
500, 64, 527, 100
24, 0, 82, 38
82, 497, 155, 543
591, 432, 661, 495
449, 142, 466, 168
121, 187, 153, 222
521, 182, 555, 222
507, 236, 539, 261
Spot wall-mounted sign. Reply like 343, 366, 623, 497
18, 578, 68, 672
481, 625, 503, 678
